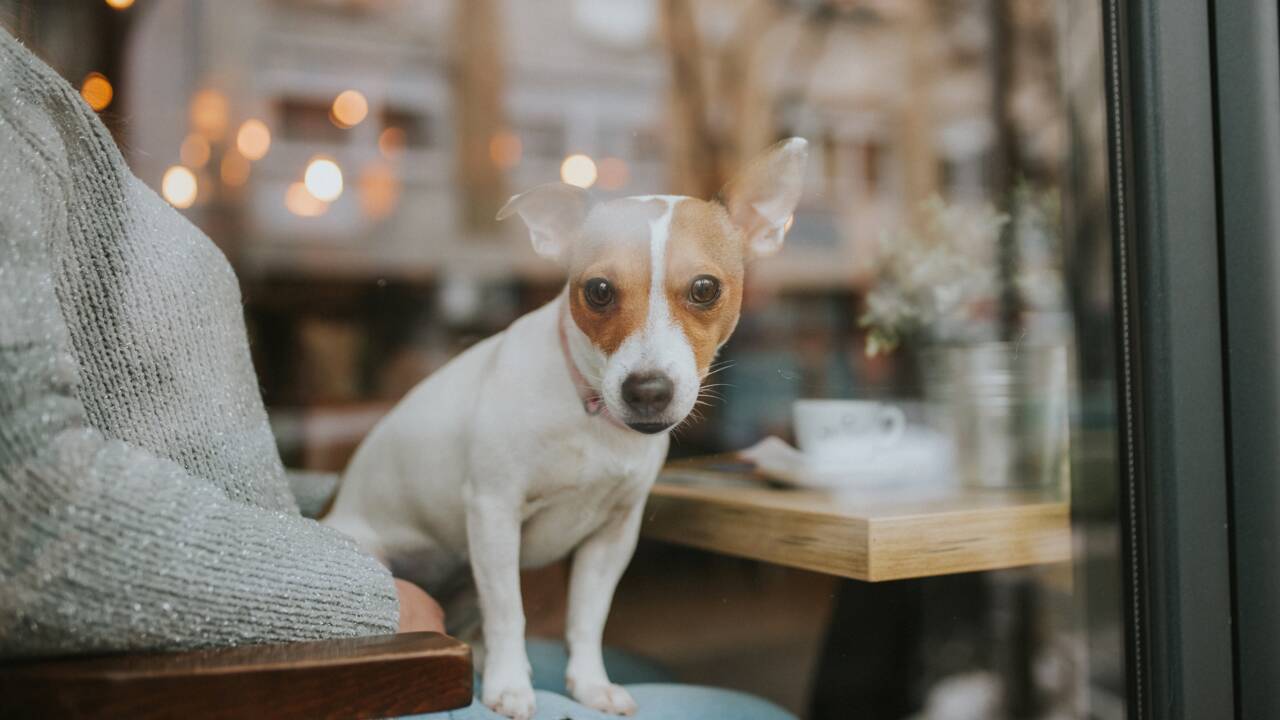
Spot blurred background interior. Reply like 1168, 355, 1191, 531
1, 1, 1126, 717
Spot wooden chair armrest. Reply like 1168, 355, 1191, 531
0, 632, 472, 720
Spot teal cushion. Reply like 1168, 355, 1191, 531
410, 638, 796, 720
526, 638, 673, 694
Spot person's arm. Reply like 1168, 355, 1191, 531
0, 98, 399, 659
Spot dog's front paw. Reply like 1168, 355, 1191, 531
569, 680, 637, 716
482, 682, 537, 720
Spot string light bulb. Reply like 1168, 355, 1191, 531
236, 119, 271, 160
330, 90, 369, 129
304, 157, 344, 202
560, 154, 597, 189
161, 166, 198, 209
80, 72, 113, 112
285, 182, 328, 217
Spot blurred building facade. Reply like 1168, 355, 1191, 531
87, 0, 1072, 457
118, 0, 1064, 284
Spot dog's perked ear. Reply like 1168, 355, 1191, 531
496, 182, 589, 264
718, 137, 809, 261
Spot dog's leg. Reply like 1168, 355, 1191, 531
564, 500, 645, 715
467, 495, 536, 720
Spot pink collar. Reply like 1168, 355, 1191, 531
558, 309, 629, 430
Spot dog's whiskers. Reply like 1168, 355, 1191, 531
669, 422, 687, 443
703, 361, 736, 379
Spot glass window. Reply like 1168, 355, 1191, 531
2, 0, 1127, 717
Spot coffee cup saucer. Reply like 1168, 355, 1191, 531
739, 430, 955, 489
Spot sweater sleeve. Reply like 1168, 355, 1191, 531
0, 90, 399, 660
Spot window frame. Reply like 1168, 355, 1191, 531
1107, 0, 1248, 717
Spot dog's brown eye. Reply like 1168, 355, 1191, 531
584, 277, 614, 309
689, 276, 721, 306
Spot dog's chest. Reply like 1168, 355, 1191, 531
515, 434, 660, 568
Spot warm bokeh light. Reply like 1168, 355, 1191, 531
285, 182, 328, 217
597, 157, 629, 190
330, 90, 369, 129
105, 0, 135, 9
784, 214, 795, 233
179, 134, 211, 168
161, 166, 198, 209
220, 150, 251, 187
304, 157, 344, 202
560, 154, 598, 189
190, 89, 228, 139
359, 163, 401, 220
378, 127, 406, 159
80, 72, 113, 112
489, 131, 522, 169
236, 119, 271, 161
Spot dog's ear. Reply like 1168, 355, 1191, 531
496, 182, 589, 263
718, 137, 808, 260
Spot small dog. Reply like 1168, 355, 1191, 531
324, 138, 808, 719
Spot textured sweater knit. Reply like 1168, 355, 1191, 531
0, 29, 398, 658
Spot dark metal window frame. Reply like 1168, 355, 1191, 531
1211, 2, 1280, 718
1109, 0, 1280, 717
1106, 0, 1243, 717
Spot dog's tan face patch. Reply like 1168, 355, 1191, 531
567, 197, 745, 371
566, 198, 665, 355
561, 195, 751, 429
663, 199, 745, 372
546, 140, 804, 428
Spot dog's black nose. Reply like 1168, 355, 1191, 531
622, 372, 674, 416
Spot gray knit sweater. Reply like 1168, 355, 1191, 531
0, 29, 398, 658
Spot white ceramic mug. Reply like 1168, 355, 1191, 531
793, 399, 907, 465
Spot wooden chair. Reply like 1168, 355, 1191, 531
0, 632, 472, 719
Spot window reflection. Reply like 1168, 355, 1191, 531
6, 0, 1123, 716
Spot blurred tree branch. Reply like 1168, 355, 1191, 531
660, 0, 721, 199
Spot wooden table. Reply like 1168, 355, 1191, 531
641, 459, 1070, 582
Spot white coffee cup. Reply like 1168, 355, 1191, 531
793, 399, 907, 465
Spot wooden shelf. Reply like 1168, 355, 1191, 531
642, 460, 1070, 582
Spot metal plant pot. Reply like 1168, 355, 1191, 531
921, 341, 1070, 490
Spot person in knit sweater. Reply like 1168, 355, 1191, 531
0, 26, 436, 658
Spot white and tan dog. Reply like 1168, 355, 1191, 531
324, 138, 808, 719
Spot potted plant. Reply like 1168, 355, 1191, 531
861, 190, 1070, 490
